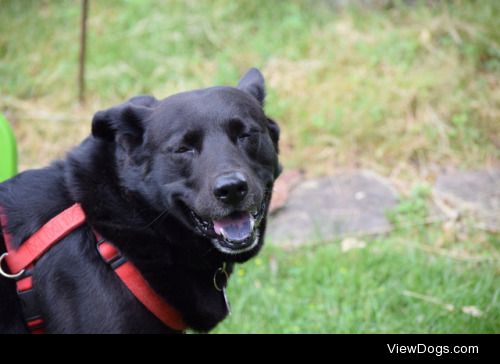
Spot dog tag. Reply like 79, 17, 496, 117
223, 287, 231, 316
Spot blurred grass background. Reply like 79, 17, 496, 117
1, 0, 498, 175
0, 0, 498, 333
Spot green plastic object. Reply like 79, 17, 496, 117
0, 114, 17, 182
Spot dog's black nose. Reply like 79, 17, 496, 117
214, 172, 248, 205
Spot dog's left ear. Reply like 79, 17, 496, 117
267, 117, 280, 153
237, 68, 266, 106
267, 117, 282, 178
238, 69, 281, 177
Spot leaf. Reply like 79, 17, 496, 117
462, 306, 483, 317
341, 237, 367, 252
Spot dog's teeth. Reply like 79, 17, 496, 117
250, 216, 255, 231
219, 228, 227, 240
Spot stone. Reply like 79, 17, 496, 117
433, 169, 500, 232
266, 170, 398, 245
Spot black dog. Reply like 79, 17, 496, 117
0, 68, 280, 333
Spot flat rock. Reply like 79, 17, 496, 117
266, 170, 398, 245
433, 169, 500, 232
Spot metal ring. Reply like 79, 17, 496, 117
213, 263, 229, 292
0, 253, 25, 279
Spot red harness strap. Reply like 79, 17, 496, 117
2, 204, 86, 273
8, 268, 44, 334
0, 203, 186, 333
0, 205, 84, 334
96, 237, 186, 331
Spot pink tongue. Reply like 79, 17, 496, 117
213, 212, 253, 241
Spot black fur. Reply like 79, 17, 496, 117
0, 68, 280, 333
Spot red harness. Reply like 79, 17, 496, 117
0, 203, 186, 333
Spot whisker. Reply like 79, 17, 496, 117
142, 209, 169, 230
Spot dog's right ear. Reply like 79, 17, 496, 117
237, 68, 266, 106
91, 95, 158, 146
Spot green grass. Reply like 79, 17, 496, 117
214, 232, 498, 333
0, 0, 499, 174
214, 187, 499, 333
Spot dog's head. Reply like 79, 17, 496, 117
91, 68, 280, 262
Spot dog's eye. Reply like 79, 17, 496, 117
175, 146, 193, 154
238, 133, 251, 140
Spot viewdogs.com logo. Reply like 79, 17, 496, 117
387, 343, 479, 357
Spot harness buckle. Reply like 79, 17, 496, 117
0, 252, 25, 279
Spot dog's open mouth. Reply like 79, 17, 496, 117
211, 211, 260, 254
188, 193, 269, 255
